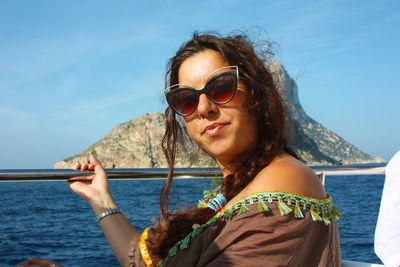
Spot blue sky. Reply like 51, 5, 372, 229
0, 0, 399, 169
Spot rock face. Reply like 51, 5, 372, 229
54, 113, 216, 168
267, 61, 385, 165
54, 62, 385, 168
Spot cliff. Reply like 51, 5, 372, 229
55, 62, 385, 168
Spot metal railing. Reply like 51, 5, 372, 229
0, 167, 222, 182
0, 166, 385, 182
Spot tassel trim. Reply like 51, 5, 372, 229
278, 196, 292, 216
158, 191, 341, 267
258, 197, 269, 212
293, 201, 304, 218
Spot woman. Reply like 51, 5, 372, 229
17, 32, 341, 267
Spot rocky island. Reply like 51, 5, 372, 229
55, 62, 385, 169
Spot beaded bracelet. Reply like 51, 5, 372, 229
207, 193, 226, 212
96, 208, 122, 223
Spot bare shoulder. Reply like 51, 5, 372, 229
245, 154, 326, 199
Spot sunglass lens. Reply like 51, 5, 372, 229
207, 76, 235, 103
168, 89, 197, 115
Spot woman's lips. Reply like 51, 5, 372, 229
202, 123, 227, 136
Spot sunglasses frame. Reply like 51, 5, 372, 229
164, 66, 239, 116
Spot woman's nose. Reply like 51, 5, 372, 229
196, 93, 218, 118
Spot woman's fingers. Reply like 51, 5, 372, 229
27, 258, 49, 265
88, 164, 95, 171
67, 176, 93, 182
68, 155, 107, 184
80, 163, 89, 171
73, 162, 90, 171
15, 257, 63, 267
88, 154, 106, 175
73, 162, 81, 170
72, 155, 100, 172
15, 261, 28, 267
74, 156, 100, 172
67, 154, 110, 202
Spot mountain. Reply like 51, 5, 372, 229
54, 62, 385, 168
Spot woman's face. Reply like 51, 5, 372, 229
178, 49, 258, 166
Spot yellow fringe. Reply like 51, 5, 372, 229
258, 198, 269, 212
278, 197, 292, 216
310, 207, 323, 222
293, 201, 304, 218
139, 228, 153, 267
197, 199, 208, 208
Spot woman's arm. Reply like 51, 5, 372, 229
67, 155, 141, 267
96, 210, 141, 266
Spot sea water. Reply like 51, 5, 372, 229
0, 171, 385, 266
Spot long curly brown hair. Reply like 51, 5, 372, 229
145, 31, 297, 262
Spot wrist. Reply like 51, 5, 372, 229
96, 208, 122, 223
89, 192, 118, 217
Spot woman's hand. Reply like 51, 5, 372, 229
16, 257, 63, 267
68, 155, 140, 267
67, 154, 117, 214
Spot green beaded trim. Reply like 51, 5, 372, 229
157, 191, 340, 267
